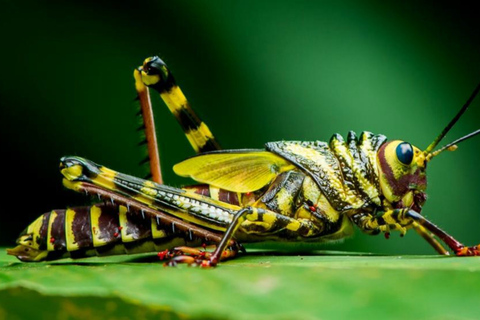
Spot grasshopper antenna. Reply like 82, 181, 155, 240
424, 82, 480, 154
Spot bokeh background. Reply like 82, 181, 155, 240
1, 0, 479, 255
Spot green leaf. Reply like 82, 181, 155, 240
1, 247, 480, 319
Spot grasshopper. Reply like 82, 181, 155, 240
7, 56, 480, 267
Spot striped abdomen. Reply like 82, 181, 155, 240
13, 185, 243, 262
16, 204, 203, 262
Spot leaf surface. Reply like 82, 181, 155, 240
1, 248, 480, 319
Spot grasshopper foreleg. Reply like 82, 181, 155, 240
353, 209, 479, 256
411, 222, 449, 255
404, 210, 480, 256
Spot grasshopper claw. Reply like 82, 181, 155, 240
455, 245, 480, 256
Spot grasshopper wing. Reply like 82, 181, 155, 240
173, 150, 295, 193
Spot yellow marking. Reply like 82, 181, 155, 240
284, 144, 347, 202
90, 205, 108, 247
388, 142, 409, 179
159, 84, 216, 152
378, 171, 398, 202
262, 212, 277, 225
61, 164, 83, 181
160, 86, 188, 113
91, 167, 117, 191
237, 192, 243, 204
316, 194, 340, 222
330, 139, 363, 204
284, 143, 320, 161
360, 133, 380, 178
286, 220, 301, 231
47, 210, 58, 251
331, 138, 379, 205
296, 207, 312, 220
401, 191, 414, 207
185, 122, 215, 152
99, 166, 117, 179
133, 193, 154, 206
25, 215, 44, 250
140, 70, 160, 86
62, 179, 83, 192
246, 211, 259, 222
241, 220, 272, 232
382, 211, 398, 225
302, 176, 321, 200
151, 217, 167, 239
144, 181, 156, 188
414, 149, 426, 168
275, 187, 294, 215
133, 69, 148, 93
209, 186, 220, 201
301, 176, 339, 222
65, 208, 79, 251
378, 142, 405, 202
118, 205, 134, 242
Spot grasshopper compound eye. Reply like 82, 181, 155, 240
396, 142, 413, 165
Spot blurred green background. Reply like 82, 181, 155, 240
0, 0, 479, 255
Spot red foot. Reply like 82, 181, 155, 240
157, 249, 174, 260
455, 245, 480, 256
157, 243, 242, 267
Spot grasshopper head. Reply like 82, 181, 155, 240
377, 140, 427, 212
378, 83, 480, 212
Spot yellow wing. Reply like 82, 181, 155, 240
173, 150, 296, 193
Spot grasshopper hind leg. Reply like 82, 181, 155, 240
164, 206, 326, 268
158, 207, 253, 267
134, 57, 229, 263
405, 210, 480, 256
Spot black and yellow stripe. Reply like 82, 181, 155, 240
60, 156, 239, 231
8, 204, 205, 262
138, 56, 221, 153
265, 132, 387, 212
60, 157, 343, 240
